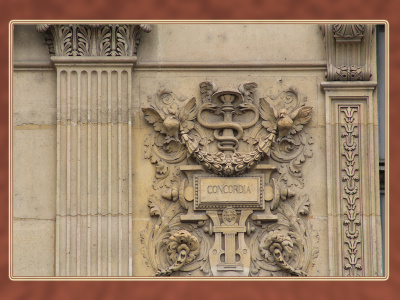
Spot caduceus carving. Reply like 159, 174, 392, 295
142, 84, 313, 177
197, 91, 259, 152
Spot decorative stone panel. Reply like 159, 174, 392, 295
11, 23, 383, 278
321, 81, 382, 276
139, 81, 319, 277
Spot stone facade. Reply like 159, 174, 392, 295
12, 23, 384, 277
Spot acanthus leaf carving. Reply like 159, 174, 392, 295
37, 24, 151, 56
155, 230, 201, 276
259, 230, 307, 276
333, 24, 365, 39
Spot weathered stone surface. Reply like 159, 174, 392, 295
13, 219, 55, 276
13, 128, 56, 220
11, 23, 383, 278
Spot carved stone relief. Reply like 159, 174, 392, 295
321, 82, 382, 277
140, 81, 319, 277
36, 24, 152, 276
37, 24, 151, 56
320, 24, 374, 81
340, 106, 363, 276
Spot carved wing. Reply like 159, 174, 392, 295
179, 97, 197, 133
289, 106, 312, 135
142, 107, 167, 134
259, 98, 278, 120
259, 98, 278, 132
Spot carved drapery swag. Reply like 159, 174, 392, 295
140, 82, 319, 277
320, 24, 374, 81
37, 24, 151, 56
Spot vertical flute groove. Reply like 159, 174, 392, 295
77, 71, 81, 276
117, 71, 122, 276
56, 69, 61, 276
128, 70, 133, 276
97, 71, 102, 276
66, 71, 71, 276
54, 60, 136, 277
87, 71, 92, 276
107, 71, 112, 276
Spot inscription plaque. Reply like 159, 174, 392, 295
194, 175, 264, 210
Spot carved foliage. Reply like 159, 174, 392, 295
155, 230, 201, 276
250, 196, 319, 277
340, 106, 363, 276
37, 24, 151, 56
264, 88, 314, 189
141, 82, 317, 276
140, 195, 211, 276
333, 24, 365, 39
259, 230, 307, 276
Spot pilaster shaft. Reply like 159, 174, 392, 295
38, 24, 151, 276
322, 81, 382, 276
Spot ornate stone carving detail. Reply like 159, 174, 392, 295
140, 197, 212, 276
340, 106, 363, 276
259, 230, 307, 276
264, 89, 314, 190
331, 65, 364, 81
333, 24, 365, 39
140, 81, 318, 276
155, 230, 201, 276
320, 24, 373, 81
37, 24, 151, 56
250, 196, 319, 277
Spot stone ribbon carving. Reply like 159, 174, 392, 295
37, 24, 151, 56
140, 81, 318, 277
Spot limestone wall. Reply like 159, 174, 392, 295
12, 23, 382, 277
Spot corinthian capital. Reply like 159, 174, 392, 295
37, 24, 151, 57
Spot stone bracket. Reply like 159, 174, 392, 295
321, 24, 374, 81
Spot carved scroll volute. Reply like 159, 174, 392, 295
320, 24, 373, 81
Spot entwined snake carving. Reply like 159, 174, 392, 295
197, 93, 259, 152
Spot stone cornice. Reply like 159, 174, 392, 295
37, 24, 151, 57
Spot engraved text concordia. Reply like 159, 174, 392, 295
207, 185, 252, 194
